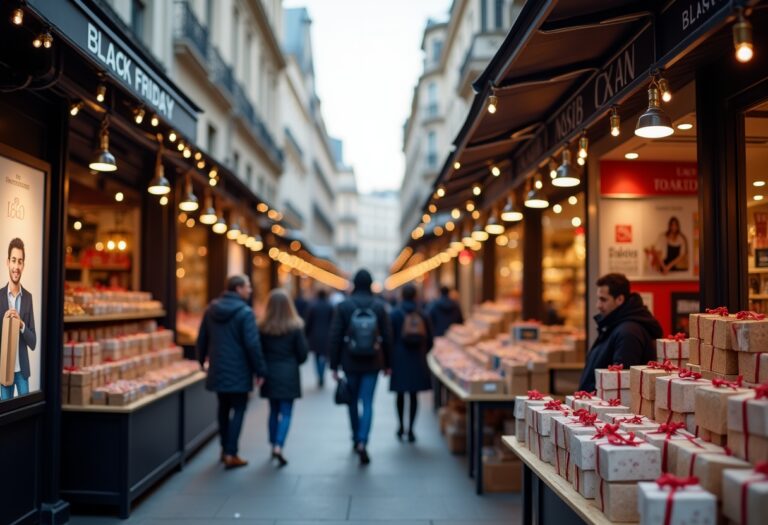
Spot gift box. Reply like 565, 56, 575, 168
672, 440, 729, 478
694, 312, 736, 348
555, 445, 569, 477
738, 352, 768, 384
566, 392, 597, 409
596, 440, 662, 481
689, 314, 716, 341
728, 429, 768, 464
514, 393, 553, 419
656, 336, 690, 368
604, 412, 641, 424
590, 402, 631, 422
687, 363, 702, 375
637, 477, 716, 525
694, 382, 753, 435
618, 416, 660, 433
551, 415, 577, 450
727, 391, 768, 438
700, 343, 739, 375
515, 419, 527, 442
68, 370, 91, 387
631, 394, 655, 418
654, 407, 698, 435
641, 425, 697, 474
691, 453, 751, 498
68, 385, 91, 405
573, 396, 605, 412
698, 427, 727, 446
731, 316, 768, 353
569, 462, 597, 498
528, 401, 569, 436
722, 466, 768, 525
597, 388, 631, 406
631, 364, 678, 401
596, 480, 639, 522
529, 429, 556, 464
596, 366, 630, 390
656, 374, 712, 413
564, 418, 603, 452
572, 431, 624, 470
689, 338, 701, 366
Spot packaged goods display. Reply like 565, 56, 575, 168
637, 476, 717, 525
64, 284, 163, 318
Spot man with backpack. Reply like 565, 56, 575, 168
389, 284, 433, 443
329, 269, 393, 465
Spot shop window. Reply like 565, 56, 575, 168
207, 124, 217, 157
745, 100, 768, 312
175, 219, 208, 346
542, 192, 585, 327
495, 223, 523, 314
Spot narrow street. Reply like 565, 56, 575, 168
70, 363, 521, 525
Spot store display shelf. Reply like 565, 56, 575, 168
64, 309, 166, 324
748, 294, 768, 300
66, 263, 131, 271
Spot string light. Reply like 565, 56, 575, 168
453, 161, 461, 170
578, 132, 588, 159
150, 114, 160, 127
436, 186, 446, 198
159, 195, 168, 206
11, 8, 24, 26
168, 130, 177, 142
96, 84, 107, 103
734, 8, 754, 63
472, 184, 482, 196
487, 93, 498, 114
451, 208, 461, 220
69, 101, 83, 117
658, 77, 672, 103
466, 201, 475, 212
133, 107, 145, 124
491, 165, 501, 177
610, 107, 620, 137
114, 191, 124, 202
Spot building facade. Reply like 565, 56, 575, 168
358, 191, 401, 290
335, 163, 360, 276
399, 0, 525, 242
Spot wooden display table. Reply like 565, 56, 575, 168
427, 354, 516, 495
503, 436, 635, 525
61, 371, 217, 518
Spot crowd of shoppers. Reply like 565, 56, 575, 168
197, 269, 465, 469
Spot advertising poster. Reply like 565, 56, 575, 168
0, 154, 44, 401
599, 197, 699, 281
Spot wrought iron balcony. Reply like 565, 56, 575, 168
233, 82, 284, 167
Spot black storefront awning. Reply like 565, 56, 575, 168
428, 0, 747, 216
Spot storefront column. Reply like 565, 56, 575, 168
142, 185, 177, 332
482, 237, 496, 302
207, 229, 228, 300
522, 211, 543, 320
270, 259, 279, 289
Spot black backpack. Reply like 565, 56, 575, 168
344, 302, 381, 357
401, 311, 427, 349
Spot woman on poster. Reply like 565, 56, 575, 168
650, 216, 689, 274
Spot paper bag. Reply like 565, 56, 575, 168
0, 314, 20, 387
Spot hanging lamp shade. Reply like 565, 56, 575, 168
524, 179, 549, 209
251, 235, 264, 252
212, 214, 228, 234
226, 216, 241, 240
89, 116, 117, 172
450, 233, 464, 252
178, 174, 199, 211
199, 191, 217, 224
501, 196, 523, 222
471, 221, 489, 242
147, 151, 170, 195
462, 223, 473, 246
635, 86, 674, 138
552, 149, 580, 188
485, 210, 505, 235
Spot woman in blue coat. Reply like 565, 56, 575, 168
259, 289, 309, 466
389, 284, 433, 442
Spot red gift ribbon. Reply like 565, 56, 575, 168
656, 474, 700, 525
678, 369, 702, 381
664, 333, 686, 367
565, 450, 571, 482
651, 422, 689, 472
754, 383, 768, 399
705, 306, 729, 316
688, 446, 732, 477
595, 431, 641, 478
527, 390, 544, 400
544, 399, 563, 411
712, 376, 744, 389
619, 415, 645, 425
750, 353, 765, 383
741, 462, 768, 525
736, 310, 766, 320
607, 364, 624, 391
605, 398, 622, 407
573, 390, 593, 399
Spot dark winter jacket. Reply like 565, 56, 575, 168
389, 300, 433, 393
328, 291, 393, 374
197, 291, 267, 393
578, 293, 663, 392
259, 328, 309, 400
428, 296, 464, 337
305, 298, 334, 356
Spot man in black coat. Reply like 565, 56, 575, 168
428, 286, 464, 337
305, 289, 334, 387
197, 275, 267, 469
329, 269, 393, 465
578, 273, 662, 392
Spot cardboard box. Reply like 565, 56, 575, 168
727, 392, 768, 438
722, 467, 768, 525
689, 337, 701, 365
69, 385, 91, 405
630, 395, 655, 419
482, 456, 522, 493
590, 402, 630, 422
672, 439, 729, 478
445, 425, 466, 454
529, 429, 556, 464
727, 429, 768, 464
691, 453, 751, 498
513, 395, 553, 420
571, 433, 618, 470
0, 314, 20, 387
730, 317, 768, 353
656, 337, 690, 367
529, 372, 548, 394
637, 480, 716, 525
595, 479, 639, 522
700, 343, 739, 375
738, 351, 768, 384
630, 364, 676, 401
653, 407, 697, 435
515, 418, 527, 442
595, 368, 630, 390
596, 441, 662, 481
656, 375, 712, 413
640, 428, 696, 473
694, 384, 753, 435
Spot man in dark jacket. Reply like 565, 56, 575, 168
329, 269, 393, 465
428, 286, 464, 337
305, 289, 334, 387
578, 273, 662, 392
197, 275, 267, 469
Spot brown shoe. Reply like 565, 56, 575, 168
223, 455, 248, 469
220, 450, 226, 463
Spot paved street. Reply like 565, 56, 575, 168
69, 363, 521, 524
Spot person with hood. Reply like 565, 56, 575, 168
259, 289, 309, 467
578, 273, 662, 392
428, 286, 464, 337
329, 269, 393, 465
389, 284, 433, 442
197, 274, 267, 469
305, 288, 334, 387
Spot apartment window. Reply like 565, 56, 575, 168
231, 6, 240, 73
207, 124, 217, 157
206, 0, 215, 34
232, 151, 240, 174
432, 39, 443, 65
245, 164, 253, 187
427, 131, 437, 168
258, 176, 265, 196
245, 32, 253, 86
427, 82, 438, 117
495, 0, 504, 28
131, 0, 145, 41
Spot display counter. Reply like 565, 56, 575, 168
60, 370, 217, 518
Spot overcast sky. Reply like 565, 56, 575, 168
283, 0, 452, 194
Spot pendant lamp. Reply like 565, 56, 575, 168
147, 138, 171, 195
552, 149, 580, 187
178, 173, 199, 212
485, 208, 505, 235
635, 83, 674, 138
89, 116, 117, 172
501, 195, 523, 222
524, 177, 549, 209
199, 190, 217, 224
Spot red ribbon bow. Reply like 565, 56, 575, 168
656, 473, 700, 525
544, 400, 563, 410
647, 360, 679, 372
705, 306, 730, 316
754, 384, 768, 399
578, 412, 599, 426
678, 369, 702, 381
740, 462, 768, 525
620, 415, 645, 425
655, 422, 686, 436
571, 408, 589, 418
607, 364, 624, 371
592, 423, 620, 439
573, 390, 593, 399
527, 390, 544, 400
606, 398, 622, 407
667, 332, 687, 341
736, 310, 766, 321
755, 462, 768, 476
712, 376, 744, 389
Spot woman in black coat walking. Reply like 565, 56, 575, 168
259, 289, 309, 466
389, 284, 433, 442
304, 289, 334, 387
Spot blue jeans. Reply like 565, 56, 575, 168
268, 399, 294, 448
315, 354, 327, 384
0, 372, 29, 400
217, 392, 248, 456
346, 372, 378, 446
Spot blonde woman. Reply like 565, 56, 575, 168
259, 289, 309, 466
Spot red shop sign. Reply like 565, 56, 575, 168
601, 161, 698, 197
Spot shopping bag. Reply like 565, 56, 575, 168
334, 377, 352, 405
0, 314, 20, 387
